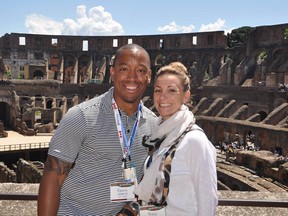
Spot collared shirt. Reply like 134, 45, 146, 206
48, 87, 157, 215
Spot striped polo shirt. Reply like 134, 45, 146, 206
48, 87, 157, 215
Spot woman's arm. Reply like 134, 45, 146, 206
188, 131, 218, 216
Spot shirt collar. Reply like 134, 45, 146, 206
100, 87, 147, 120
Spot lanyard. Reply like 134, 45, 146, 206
112, 98, 142, 169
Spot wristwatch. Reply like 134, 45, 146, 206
117, 202, 139, 216
129, 201, 140, 213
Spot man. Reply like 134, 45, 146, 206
37, 44, 157, 215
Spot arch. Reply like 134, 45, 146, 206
57, 98, 63, 108
258, 111, 268, 121
272, 48, 284, 62
35, 109, 42, 124
46, 99, 53, 109
33, 70, 44, 79
0, 102, 10, 127
78, 54, 90, 83
35, 96, 42, 107
198, 53, 213, 84
95, 56, 107, 84
242, 129, 258, 150
63, 54, 76, 83
166, 52, 181, 64
184, 52, 197, 68
269, 47, 288, 77
154, 54, 165, 66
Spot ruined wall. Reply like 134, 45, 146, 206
0, 159, 43, 183
193, 85, 287, 115
196, 113, 288, 156
235, 151, 288, 183
9, 79, 60, 96
1, 23, 288, 89
16, 159, 43, 183
0, 162, 16, 182
0, 31, 228, 86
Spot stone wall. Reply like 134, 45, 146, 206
1, 23, 288, 88
0, 122, 8, 138
0, 162, 16, 182
0, 159, 43, 183
16, 159, 43, 183
235, 150, 288, 184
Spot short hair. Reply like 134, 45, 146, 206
113, 44, 150, 67
156, 61, 190, 91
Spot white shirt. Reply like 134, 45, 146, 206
165, 125, 218, 216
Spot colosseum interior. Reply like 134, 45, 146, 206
0, 23, 288, 215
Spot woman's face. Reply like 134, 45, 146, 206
153, 74, 190, 120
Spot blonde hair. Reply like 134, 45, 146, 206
156, 62, 190, 92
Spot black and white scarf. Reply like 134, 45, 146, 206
134, 105, 195, 205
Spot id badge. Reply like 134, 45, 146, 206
110, 181, 135, 202
139, 205, 166, 216
123, 167, 137, 185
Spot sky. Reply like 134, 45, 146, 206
1, 0, 287, 37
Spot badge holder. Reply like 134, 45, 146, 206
139, 205, 166, 216
110, 181, 136, 202
110, 162, 138, 203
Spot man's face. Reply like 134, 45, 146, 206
110, 48, 151, 107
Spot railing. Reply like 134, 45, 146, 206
218, 198, 288, 207
0, 142, 49, 152
0, 193, 288, 208
0, 193, 38, 201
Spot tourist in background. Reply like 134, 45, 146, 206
134, 62, 218, 215
37, 44, 157, 215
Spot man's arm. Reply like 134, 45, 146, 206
37, 155, 73, 216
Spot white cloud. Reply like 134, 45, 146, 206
199, 18, 233, 34
25, 14, 64, 35
157, 21, 195, 33
25, 5, 124, 35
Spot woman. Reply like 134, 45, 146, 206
134, 62, 218, 215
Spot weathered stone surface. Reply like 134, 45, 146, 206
0, 159, 43, 184
217, 191, 288, 216
0, 122, 8, 138
0, 163, 16, 183
0, 183, 38, 216
1, 183, 288, 216
16, 159, 43, 183
234, 150, 288, 184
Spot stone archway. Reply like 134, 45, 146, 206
166, 52, 181, 64
0, 101, 11, 128
258, 111, 268, 121
63, 54, 76, 84
78, 54, 90, 84
33, 70, 44, 79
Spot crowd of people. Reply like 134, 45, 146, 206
219, 132, 261, 160
219, 131, 288, 166
278, 83, 288, 92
